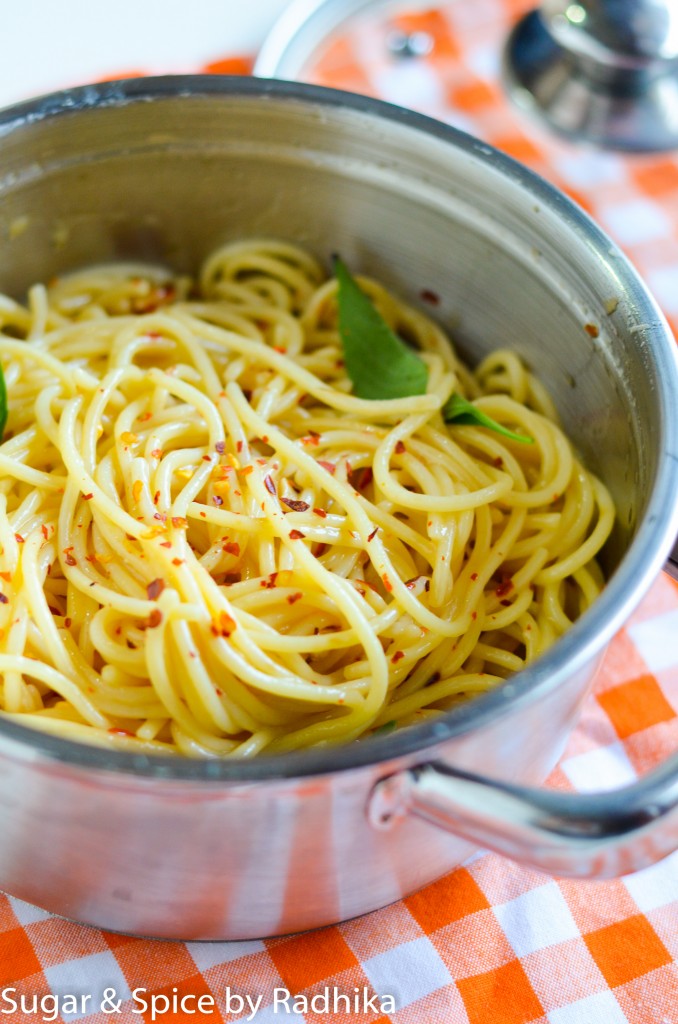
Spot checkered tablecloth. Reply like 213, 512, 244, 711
2, 2, 678, 1022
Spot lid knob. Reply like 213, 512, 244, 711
504, 0, 678, 150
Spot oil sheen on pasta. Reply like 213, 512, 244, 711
0, 240, 615, 757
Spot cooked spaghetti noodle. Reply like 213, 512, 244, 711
0, 239, 615, 757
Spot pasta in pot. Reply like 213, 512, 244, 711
0, 239, 615, 757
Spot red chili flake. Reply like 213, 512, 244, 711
215, 441, 225, 454
317, 460, 336, 475
147, 608, 163, 629
470, 572, 479, 581
153, 512, 167, 522
281, 497, 310, 512
420, 288, 440, 306
241, 465, 254, 476
471, 611, 477, 620
215, 687, 222, 696
65, 552, 77, 567
382, 574, 393, 593
313, 507, 327, 518
494, 457, 504, 468
200, 511, 207, 518
264, 475, 277, 495
172, 558, 184, 566
83, 492, 94, 501
159, 541, 172, 549
391, 650, 405, 664
301, 434, 320, 447
313, 543, 329, 558
0, 572, 11, 582
236, 440, 244, 453
395, 440, 406, 454
212, 610, 237, 637
495, 577, 514, 598
0, 594, 7, 605
405, 576, 421, 589
223, 541, 240, 556
64, 616, 72, 628
41, 525, 49, 540
223, 572, 242, 586
150, 449, 163, 460
153, 490, 161, 506
289, 529, 306, 540
146, 578, 165, 600
202, 454, 212, 463
108, 727, 134, 737
367, 527, 379, 542
137, 411, 153, 422
353, 466, 373, 490
171, 517, 187, 529
585, 323, 599, 338
14, 534, 25, 545
273, 345, 287, 354
260, 435, 269, 444
261, 572, 278, 589
286, 592, 303, 605
212, 495, 224, 506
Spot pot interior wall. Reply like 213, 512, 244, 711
0, 86, 658, 571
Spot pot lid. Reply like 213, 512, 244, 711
254, 0, 443, 84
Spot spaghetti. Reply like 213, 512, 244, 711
0, 239, 615, 757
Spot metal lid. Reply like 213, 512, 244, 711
254, 0, 431, 80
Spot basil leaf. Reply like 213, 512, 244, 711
374, 720, 397, 735
0, 363, 6, 439
443, 393, 533, 444
334, 257, 532, 444
334, 255, 428, 400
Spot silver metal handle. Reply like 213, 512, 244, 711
505, 1, 678, 150
369, 751, 678, 878
665, 549, 678, 582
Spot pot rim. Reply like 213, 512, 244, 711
1, 74, 677, 782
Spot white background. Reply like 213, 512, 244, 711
0, 0, 292, 109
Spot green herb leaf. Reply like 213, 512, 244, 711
443, 393, 533, 444
374, 720, 397, 735
0, 362, 6, 439
334, 255, 427, 400
334, 257, 532, 443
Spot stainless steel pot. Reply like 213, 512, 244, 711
0, 76, 677, 941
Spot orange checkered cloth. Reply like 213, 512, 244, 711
3, 2, 678, 1022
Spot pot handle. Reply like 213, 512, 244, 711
368, 750, 678, 878
665, 546, 678, 581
